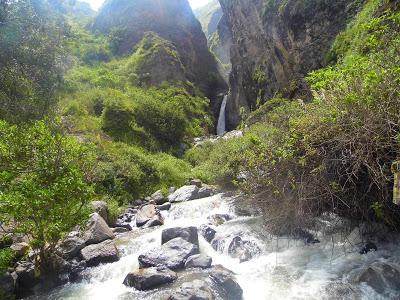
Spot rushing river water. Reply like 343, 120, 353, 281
28, 193, 400, 300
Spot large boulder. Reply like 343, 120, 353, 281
351, 262, 400, 293
57, 236, 85, 259
168, 279, 215, 300
209, 265, 243, 300
151, 190, 168, 205
143, 214, 164, 228
190, 179, 203, 188
83, 213, 114, 245
138, 237, 199, 270
14, 261, 38, 297
91, 201, 109, 224
184, 254, 212, 269
10, 242, 29, 259
197, 185, 214, 199
136, 205, 158, 227
123, 266, 177, 290
199, 225, 216, 243
168, 185, 200, 203
80, 240, 119, 267
162, 227, 199, 248
157, 202, 172, 211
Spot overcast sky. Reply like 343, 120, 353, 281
83, 0, 212, 11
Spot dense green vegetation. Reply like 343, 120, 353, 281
189, 0, 400, 232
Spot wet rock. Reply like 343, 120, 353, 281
168, 279, 215, 300
185, 254, 212, 269
57, 236, 85, 259
143, 214, 164, 228
91, 201, 109, 224
209, 265, 243, 300
162, 227, 199, 248
10, 242, 29, 259
212, 235, 261, 262
132, 199, 144, 206
239, 249, 252, 263
359, 242, 377, 254
123, 266, 177, 290
83, 213, 114, 246
138, 237, 199, 270
0, 272, 15, 294
199, 225, 216, 243
197, 185, 214, 198
168, 185, 200, 203
321, 282, 361, 300
157, 202, 172, 211
80, 240, 119, 267
69, 260, 87, 282
136, 204, 158, 227
190, 179, 203, 188
351, 262, 400, 293
14, 261, 38, 297
151, 190, 167, 205
112, 227, 130, 234
207, 214, 232, 226
114, 219, 133, 231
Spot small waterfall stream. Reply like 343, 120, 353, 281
29, 193, 400, 300
217, 95, 228, 136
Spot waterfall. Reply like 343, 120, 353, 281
217, 95, 228, 136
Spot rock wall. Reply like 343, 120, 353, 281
219, 0, 365, 129
93, 0, 227, 114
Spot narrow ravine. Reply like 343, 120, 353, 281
28, 193, 400, 300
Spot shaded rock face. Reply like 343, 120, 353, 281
184, 254, 212, 269
209, 265, 243, 300
83, 213, 114, 246
219, 0, 365, 129
57, 236, 85, 259
138, 237, 199, 270
80, 240, 119, 267
93, 0, 227, 112
123, 266, 177, 290
161, 227, 199, 248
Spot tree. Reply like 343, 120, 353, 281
0, 120, 94, 270
0, 0, 68, 123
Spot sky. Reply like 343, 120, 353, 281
83, 0, 212, 11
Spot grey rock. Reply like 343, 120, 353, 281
197, 185, 214, 198
114, 219, 133, 231
80, 240, 119, 267
360, 242, 377, 254
91, 201, 109, 224
169, 186, 177, 194
83, 213, 114, 246
14, 261, 37, 296
209, 265, 243, 300
10, 242, 29, 259
112, 227, 130, 234
138, 237, 199, 270
69, 260, 87, 282
199, 225, 216, 243
190, 179, 203, 188
143, 214, 164, 228
157, 202, 172, 211
162, 227, 199, 248
151, 190, 167, 205
58, 236, 85, 259
168, 185, 200, 203
168, 279, 215, 300
123, 266, 177, 290
0, 272, 15, 294
136, 204, 158, 227
185, 254, 212, 269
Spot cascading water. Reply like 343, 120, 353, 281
28, 193, 400, 300
217, 95, 228, 136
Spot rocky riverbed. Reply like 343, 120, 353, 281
2, 180, 399, 299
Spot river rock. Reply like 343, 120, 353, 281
190, 179, 203, 188
359, 242, 377, 254
58, 236, 85, 259
136, 204, 158, 227
168, 185, 200, 203
80, 240, 119, 267
10, 242, 29, 259
91, 201, 109, 224
185, 254, 212, 269
151, 190, 167, 205
351, 262, 400, 293
197, 185, 214, 198
207, 214, 233, 226
143, 214, 164, 228
123, 266, 177, 290
199, 225, 216, 243
209, 265, 243, 300
14, 261, 37, 296
169, 187, 177, 194
83, 213, 114, 246
168, 279, 215, 300
157, 202, 172, 211
162, 227, 199, 248
112, 227, 130, 234
138, 237, 199, 270
115, 217, 133, 231
69, 260, 87, 282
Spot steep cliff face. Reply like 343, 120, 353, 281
93, 0, 226, 113
219, 0, 365, 129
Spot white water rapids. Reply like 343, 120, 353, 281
29, 193, 400, 300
